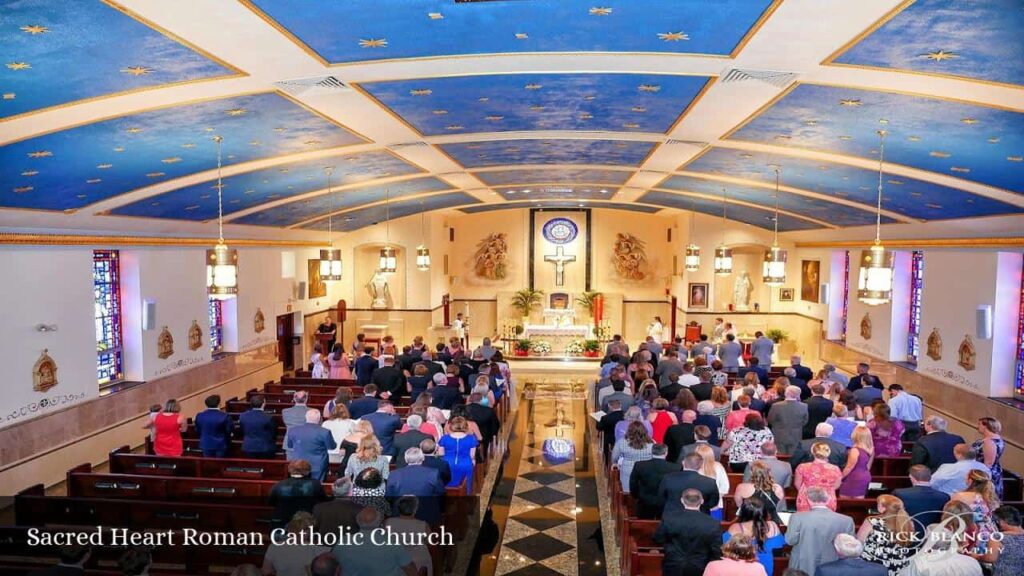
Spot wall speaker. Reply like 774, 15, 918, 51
296, 281, 307, 300
820, 283, 830, 305
142, 300, 156, 330
976, 305, 992, 340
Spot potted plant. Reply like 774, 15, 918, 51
574, 291, 602, 322
511, 288, 545, 323
565, 339, 585, 357
583, 339, 601, 358
765, 329, 789, 343
514, 338, 531, 357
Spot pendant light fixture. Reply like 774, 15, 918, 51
714, 186, 733, 276
207, 135, 238, 299
378, 188, 397, 273
318, 167, 343, 282
415, 201, 431, 271
762, 167, 787, 286
683, 197, 700, 272
857, 129, 895, 305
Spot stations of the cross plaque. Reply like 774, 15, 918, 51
544, 245, 576, 287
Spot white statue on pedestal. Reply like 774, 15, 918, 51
733, 271, 753, 311
367, 271, 391, 309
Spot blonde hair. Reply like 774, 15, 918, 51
356, 434, 382, 462
851, 426, 875, 454
811, 441, 832, 461
979, 417, 1002, 435
875, 495, 915, 543
695, 444, 718, 480
965, 469, 1000, 510
353, 420, 373, 435
743, 372, 760, 388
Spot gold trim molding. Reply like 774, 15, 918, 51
795, 237, 1024, 249
0, 233, 323, 247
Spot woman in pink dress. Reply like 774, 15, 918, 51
326, 343, 353, 380
794, 441, 844, 511
867, 403, 905, 457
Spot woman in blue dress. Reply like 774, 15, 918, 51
724, 497, 786, 576
973, 417, 1005, 499
438, 416, 479, 494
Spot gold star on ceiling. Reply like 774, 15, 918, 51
445, 125, 464, 130
20, 25, 49, 35
949, 166, 970, 173
184, 205, 199, 211
578, 113, 593, 120
13, 186, 33, 194
6, 62, 31, 71
410, 89, 432, 96
113, 146, 125, 152
250, 140, 261, 146
922, 49, 958, 62
658, 31, 689, 42
428, 12, 443, 20
97, 163, 112, 169
907, 136, 922, 142
515, 33, 529, 40
1008, 156, 1023, 162
804, 120, 818, 126
204, 127, 215, 132
273, 127, 286, 133
638, 84, 660, 92
304, 139, 322, 146
988, 137, 1000, 143
147, 172, 165, 178
21, 170, 38, 177
181, 143, 195, 149
432, 109, 448, 115
960, 118, 978, 125
929, 151, 951, 158
774, 135, 792, 140
525, 83, 543, 90
589, 7, 612, 16
622, 122, 640, 129
358, 38, 387, 48
225, 108, 247, 116
161, 157, 182, 164
485, 115, 504, 121
529, 105, 545, 111
120, 66, 152, 76
838, 135, 853, 140
839, 99, 862, 107
2, 93, 14, 100
126, 127, 143, 134
87, 179, 101, 184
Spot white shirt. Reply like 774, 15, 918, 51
678, 374, 700, 387
322, 419, 355, 455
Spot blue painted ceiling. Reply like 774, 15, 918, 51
441, 139, 655, 168
462, 202, 661, 215
300, 191, 480, 232
359, 73, 711, 136
245, 0, 776, 63
496, 186, 618, 202
475, 168, 632, 187
638, 190, 821, 232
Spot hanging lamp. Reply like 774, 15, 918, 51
762, 168, 787, 286
318, 167, 343, 282
415, 202, 431, 271
378, 188, 397, 273
207, 135, 238, 299
684, 206, 700, 273
714, 187, 733, 276
857, 129, 895, 305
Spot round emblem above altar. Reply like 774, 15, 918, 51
542, 218, 578, 245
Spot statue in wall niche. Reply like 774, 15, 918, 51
733, 271, 753, 311
473, 233, 508, 280
612, 233, 647, 280
157, 326, 174, 360
254, 307, 266, 334
367, 271, 391, 309
188, 319, 203, 351
32, 349, 58, 393
926, 328, 942, 361
860, 313, 872, 341
958, 334, 976, 371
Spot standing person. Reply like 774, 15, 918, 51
629, 443, 677, 519
695, 443, 729, 520
322, 404, 355, 467
316, 315, 338, 354
195, 394, 233, 458
647, 398, 678, 444
857, 495, 917, 575
349, 333, 365, 357
848, 363, 884, 392
719, 334, 743, 374
611, 420, 654, 493
652, 489, 722, 576
804, 384, 835, 440
721, 412, 775, 473
867, 404, 905, 457
723, 499, 785, 576
287, 410, 337, 482
282, 391, 310, 461
951, 470, 1001, 545
384, 450, 446, 526
240, 395, 277, 459
371, 355, 406, 401
838, 427, 874, 498
931, 444, 990, 495
145, 399, 186, 456
353, 346, 377, 386
826, 404, 858, 448
814, 534, 888, 576
437, 416, 479, 494
886, 384, 923, 441
648, 316, 664, 342
785, 487, 856, 575
790, 355, 813, 383
658, 453, 721, 516
911, 416, 965, 471
361, 401, 403, 458
767, 385, 809, 455
733, 461, 788, 524
269, 460, 328, 530
971, 505, 1024, 576
310, 344, 328, 379
742, 441, 792, 488
972, 417, 1005, 500
794, 442, 843, 511
750, 331, 774, 370
344, 434, 390, 482
892, 465, 951, 538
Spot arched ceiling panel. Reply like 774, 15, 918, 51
242, 0, 777, 64
726, 83, 1024, 193
495, 186, 618, 202
109, 150, 421, 221
474, 168, 632, 187
357, 73, 711, 135
460, 202, 660, 214
638, 190, 821, 232
0, 0, 239, 120
440, 139, 655, 168
1, 92, 365, 212
685, 147, 1024, 220
828, 0, 1024, 87
299, 191, 479, 232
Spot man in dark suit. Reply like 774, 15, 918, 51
385, 448, 446, 525
371, 355, 406, 401
790, 355, 814, 383
791, 423, 849, 469
194, 394, 233, 457
663, 411, 696, 463
313, 477, 361, 535
847, 362, 884, 392
815, 533, 888, 576
910, 415, 965, 471
286, 409, 337, 482
689, 372, 714, 402
360, 401, 403, 457
466, 392, 500, 458
239, 395, 277, 459
785, 367, 811, 400
431, 377, 464, 410
658, 373, 683, 403
392, 415, 433, 467
803, 383, 835, 439
420, 437, 452, 486
658, 453, 720, 515
269, 459, 328, 529
629, 444, 678, 519
652, 488, 722, 576
893, 465, 951, 537
27, 544, 91, 575
353, 346, 377, 386
597, 399, 625, 459
413, 350, 445, 379
396, 345, 417, 375
347, 384, 380, 420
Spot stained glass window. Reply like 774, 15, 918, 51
1015, 261, 1024, 399
209, 298, 223, 354
94, 250, 123, 385
907, 251, 925, 364
840, 251, 850, 342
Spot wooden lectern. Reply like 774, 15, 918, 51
315, 332, 335, 352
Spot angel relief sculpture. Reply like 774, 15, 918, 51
188, 320, 203, 351
612, 233, 648, 280
958, 334, 976, 371
157, 326, 174, 360
926, 328, 942, 361
473, 233, 508, 280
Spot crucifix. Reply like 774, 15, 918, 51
544, 245, 576, 286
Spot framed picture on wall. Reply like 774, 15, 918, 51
779, 287, 795, 302
801, 260, 821, 302
688, 283, 709, 309
308, 259, 326, 298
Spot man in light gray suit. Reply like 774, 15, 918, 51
785, 487, 855, 574
718, 334, 743, 374
767, 385, 808, 455
750, 331, 774, 368
742, 441, 792, 488
281, 390, 309, 460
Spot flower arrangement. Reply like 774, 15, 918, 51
529, 340, 552, 355
565, 339, 586, 356
583, 339, 602, 356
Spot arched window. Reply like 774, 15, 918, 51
906, 251, 925, 364
93, 250, 123, 386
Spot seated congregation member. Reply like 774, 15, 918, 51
815, 533, 888, 576
723, 499, 784, 576
705, 533, 767, 576
931, 443, 989, 495
195, 394, 232, 457
616, 405, 653, 441
826, 404, 858, 448
144, 398, 186, 456
332, 507, 418, 576
392, 415, 433, 468
353, 346, 377, 386
384, 497, 435, 576
892, 465, 950, 538
371, 355, 406, 401
785, 486, 856, 575
240, 395, 277, 459
326, 343, 353, 380
794, 441, 843, 511
270, 460, 328, 530
695, 443, 730, 520
867, 403, 904, 457
647, 397, 678, 443
262, 511, 329, 576
972, 505, 1024, 576
345, 434, 390, 481
722, 412, 774, 473
972, 416, 1005, 499
652, 489, 722, 576
322, 404, 354, 466
361, 401, 403, 457
680, 424, 721, 463
27, 543, 91, 575
287, 409, 337, 482
431, 373, 464, 410
597, 399, 625, 458
857, 494, 917, 575
629, 443, 677, 519
658, 452, 720, 515
385, 448, 445, 525
694, 400, 722, 444
742, 441, 792, 488
611, 420, 654, 493
767, 385, 808, 455
351, 467, 390, 518
791, 423, 848, 469
734, 461, 788, 524
838, 426, 874, 498
663, 409, 696, 463
419, 438, 451, 486
466, 392, 500, 459
438, 416, 478, 494
911, 415, 965, 471
313, 477, 361, 535
804, 383, 834, 440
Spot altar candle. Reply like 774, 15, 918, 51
594, 294, 604, 323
